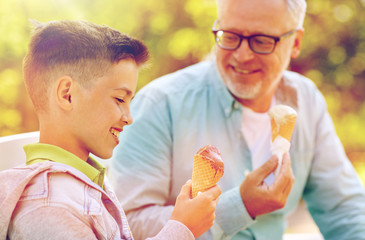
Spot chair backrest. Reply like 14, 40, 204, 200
0, 131, 40, 171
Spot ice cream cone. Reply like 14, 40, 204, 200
271, 114, 297, 142
191, 145, 224, 198
269, 105, 297, 176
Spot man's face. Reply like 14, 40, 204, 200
215, 0, 303, 111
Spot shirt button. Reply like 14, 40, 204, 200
233, 102, 239, 109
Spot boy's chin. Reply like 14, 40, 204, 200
90, 151, 113, 160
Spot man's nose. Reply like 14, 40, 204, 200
232, 39, 255, 62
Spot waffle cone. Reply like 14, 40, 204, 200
271, 115, 297, 142
191, 154, 224, 198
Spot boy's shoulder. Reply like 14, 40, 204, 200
2, 162, 123, 239
0, 161, 54, 201
0, 162, 53, 238
0, 162, 102, 220
2, 161, 101, 200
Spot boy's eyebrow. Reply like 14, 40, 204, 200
114, 87, 132, 96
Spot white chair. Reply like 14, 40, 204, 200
0, 131, 40, 171
0, 131, 108, 172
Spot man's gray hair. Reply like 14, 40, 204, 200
216, 0, 307, 29
287, 0, 307, 29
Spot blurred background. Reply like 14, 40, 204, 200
0, 0, 364, 185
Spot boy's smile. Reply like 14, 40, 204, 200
110, 127, 121, 143
68, 59, 139, 160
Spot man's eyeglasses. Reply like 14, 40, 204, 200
212, 21, 297, 55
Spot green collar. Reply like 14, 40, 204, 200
24, 143, 105, 188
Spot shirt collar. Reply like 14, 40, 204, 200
210, 58, 241, 118
24, 143, 105, 188
276, 71, 299, 111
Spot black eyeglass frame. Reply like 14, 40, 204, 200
212, 20, 298, 54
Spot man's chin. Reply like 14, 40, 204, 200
226, 82, 262, 100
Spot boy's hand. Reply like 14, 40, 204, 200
171, 180, 221, 238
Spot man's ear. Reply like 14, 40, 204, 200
291, 29, 304, 59
55, 76, 74, 111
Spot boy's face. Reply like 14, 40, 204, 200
71, 59, 138, 160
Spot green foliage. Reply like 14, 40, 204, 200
0, 0, 364, 169
290, 0, 365, 163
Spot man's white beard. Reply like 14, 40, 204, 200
226, 80, 262, 100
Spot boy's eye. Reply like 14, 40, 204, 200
115, 98, 125, 103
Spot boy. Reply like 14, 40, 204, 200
0, 20, 221, 239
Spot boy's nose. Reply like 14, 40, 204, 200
121, 111, 133, 126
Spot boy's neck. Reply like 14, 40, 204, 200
39, 125, 89, 162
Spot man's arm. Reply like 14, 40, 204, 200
303, 92, 365, 239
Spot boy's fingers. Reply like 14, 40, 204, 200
198, 185, 221, 200
179, 179, 192, 200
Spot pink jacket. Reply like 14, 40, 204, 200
0, 162, 193, 240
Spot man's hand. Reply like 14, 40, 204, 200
240, 153, 295, 219
171, 180, 222, 238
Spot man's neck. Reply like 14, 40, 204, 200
235, 94, 274, 113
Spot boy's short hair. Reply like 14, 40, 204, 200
23, 20, 149, 112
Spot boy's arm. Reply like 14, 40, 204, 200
10, 206, 97, 240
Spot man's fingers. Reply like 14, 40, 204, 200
252, 156, 279, 182
282, 154, 295, 196
273, 153, 295, 194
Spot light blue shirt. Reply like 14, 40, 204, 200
109, 59, 365, 240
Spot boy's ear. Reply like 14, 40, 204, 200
55, 76, 74, 111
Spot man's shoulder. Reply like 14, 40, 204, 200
283, 70, 321, 95
284, 70, 317, 86
282, 70, 327, 114
155, 60, 212, 82
138, 60, 214, 96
